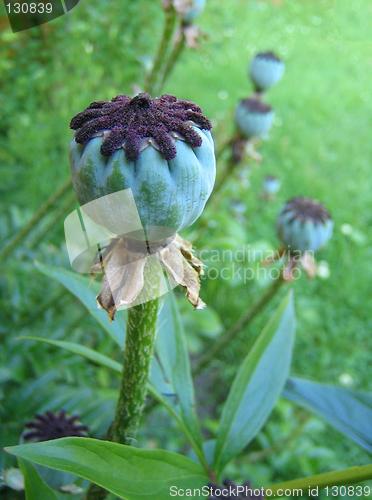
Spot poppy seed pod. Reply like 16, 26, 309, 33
174, 0, 206, 24
277, 197, 333, 253
249, 51, 284, 92
263, 175, 281, 195
23, 410, 89, 442
235, 98, 274, 139
70, 93, 215, 241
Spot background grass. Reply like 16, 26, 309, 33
1, 0, 371, 494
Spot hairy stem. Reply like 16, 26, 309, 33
144, 7, 177, 94
194, 275, 286, 375
87, 297, 159, 499
111, 298, 159, 444
0, 178, 71, 261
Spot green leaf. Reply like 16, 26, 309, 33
18, 459, 58, 500
20, 336, 122, 373
284, 377, 372, 453
35, 262, 124, 346
6, 438, 208, 500
34, 263, 175, 402
32, 266, 205, 462
18, 334, 202, 459
213, 291, 296, 473
155, 293, 205, 464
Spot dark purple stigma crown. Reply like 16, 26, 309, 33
23, 410, 89, 442
240, 97, 272, 114
255, 51, 282, 62
282, 197, 332, 224
70, 93, 212, 161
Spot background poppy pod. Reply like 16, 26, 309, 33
235, 98, 274, 139
277, 197, 333, 253
175, 0, 206, 23
249, 51, 285, 92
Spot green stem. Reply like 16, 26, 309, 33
87, 298, 160, 499
111, 298, 159, 444
0, 178, 72, 261
194, 275, 286, 375
155, 28, 186, 93
267, 464, 372, 498
216, 136, 234, 161
143, 7, 177, 94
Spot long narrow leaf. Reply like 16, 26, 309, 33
284, 377, 372, 452
213, 291, 296, 473
33, 264, 205, 462
20, 336, 122, 373
155, 293, 204, 454
6, 438, 209, 500
21, 334, 202, 457
35, 262, 124, 346
18, 459, 58, 500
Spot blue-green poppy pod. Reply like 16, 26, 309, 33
250, 51, 285, 92
69, 93, 216, 241
277, 197, 333, 253
175, 0, 206, 24
235, 98, 274, 139
263, 175, 281, 195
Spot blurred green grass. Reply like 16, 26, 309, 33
167, 0, 372, 387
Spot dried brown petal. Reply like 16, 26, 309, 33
94, 234, 205, 319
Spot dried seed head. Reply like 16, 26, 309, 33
23, 410, 89, 442
70, 93, 212, 161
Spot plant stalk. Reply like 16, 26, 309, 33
0, 178, 71, 261
156, 28, 186, 93
194, 275, 286, 375
144, 7, 177, 94
87, 297, 159, 499
267, 464, 372, 498
112, 298, 159, 444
